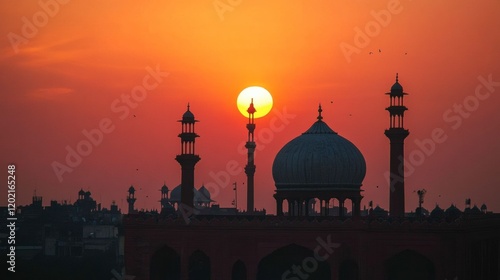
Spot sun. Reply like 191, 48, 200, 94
237, 86, 273, 118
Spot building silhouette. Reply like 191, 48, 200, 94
273, 104, 365, 217
385, 73, 409, 217
0, 189, 122, 279
245, 99, 257, 213
122, 76, 500, 280
176, 103, 201, 210
127, 185, 137, 214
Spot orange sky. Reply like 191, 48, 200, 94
1, 0, 499, 214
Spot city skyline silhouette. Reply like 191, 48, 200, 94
1, 1, 500, 279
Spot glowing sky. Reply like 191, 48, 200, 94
1, 0, 499, 214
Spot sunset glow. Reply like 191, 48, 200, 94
236, 86, 273, 118
0, 0, 499, 215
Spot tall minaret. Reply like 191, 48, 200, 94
127, 185, 136, 214
175, 104, 201, 209
245, 99, 256, 213
385, 73, 409, 217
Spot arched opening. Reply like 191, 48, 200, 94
385, 249, 435, 280
189, 250, 210, 280
343, 199, 352, 217
257, 244, 330, 280
150, 245, 180, 280
339, 259, 359, 280
312, 198, 321, 216
231, 260, 247, 280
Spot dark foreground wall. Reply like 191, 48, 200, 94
124, 215, 500, 280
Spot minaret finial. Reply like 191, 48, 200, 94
396, 73, 399, 83
247, 98, 256, 114
317, 103, 323, 121
187, 102, 190, 111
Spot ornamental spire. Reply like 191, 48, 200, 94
247, 98, 256, 114
317, 103, 323, 121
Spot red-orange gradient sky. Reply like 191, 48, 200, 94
1, 0, 499, 214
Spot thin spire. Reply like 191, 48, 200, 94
187, 102, 190, 111
247, 98, 256, 114
396, 73, 399, 83
317, 103, 323, 121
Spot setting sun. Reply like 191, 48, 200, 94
236, 86, 273, 118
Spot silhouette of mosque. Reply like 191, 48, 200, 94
124, 76, 500, 280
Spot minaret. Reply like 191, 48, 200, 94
127, 185, 136, 214
160, 183, 169, 210
175, 104, 201, 209
384, 73, 409, 217
245, 99, 256, 213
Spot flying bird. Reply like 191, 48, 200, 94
133, 114, 136, 117
378, 49, 381, 53
369, 51, 373, 55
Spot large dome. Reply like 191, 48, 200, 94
272, 113, 366, 190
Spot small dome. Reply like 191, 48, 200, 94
430, 205, 444, 217
470, 205, 481, 214
391, 82, 403, 93
391, 73, 403, 93
170, 185, 211, 203
78, 189, 85, 195
370, 205, 388, 217
128, 185, 135, 193
183, 110, 194, 120
181, 103, 196, 123
445, 204, 462, 219
161, 184, 168, 192
170, 184, 181, 202
198, 185, 211, 202
480, 203, 487, 210
272, 109, 366, 190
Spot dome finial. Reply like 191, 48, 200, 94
187, 102, 190, 111
317, 103, 323, 121
396, 73, 399, 83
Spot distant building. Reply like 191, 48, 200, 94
1, 189, 122, 262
